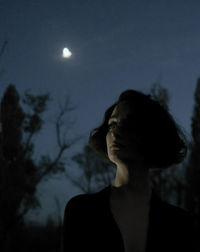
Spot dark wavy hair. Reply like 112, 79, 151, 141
88, 89, 187, 170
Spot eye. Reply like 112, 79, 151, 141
108, 122, 117, 130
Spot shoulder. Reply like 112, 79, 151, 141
64, 186, 110, 215
161, 199, 192, 220
149, 193, 195, 250
151, 192, 194, 229
152, 191, 189, 214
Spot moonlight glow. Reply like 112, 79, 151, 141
63, 48, 72, 58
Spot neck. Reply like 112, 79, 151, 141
111, 161, 152, 198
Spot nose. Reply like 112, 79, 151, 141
110, 127, 121, 140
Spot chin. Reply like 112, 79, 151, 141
109, 152, 127, 163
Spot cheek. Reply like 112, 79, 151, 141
106, 132, 110, 146
106, 134, 112, 158
106, 132, 113, 154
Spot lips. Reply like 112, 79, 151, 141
110, 141, 124, 148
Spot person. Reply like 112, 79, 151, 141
62, 89, 194, 252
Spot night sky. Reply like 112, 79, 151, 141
1, 0, 200, 224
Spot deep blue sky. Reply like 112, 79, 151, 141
1, 0, 200, 224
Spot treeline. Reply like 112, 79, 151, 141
4, 217, 61, 252
0, 84, 80, 252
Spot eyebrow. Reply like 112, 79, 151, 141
108, 115, 117, 121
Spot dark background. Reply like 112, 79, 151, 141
0, 0, 200, 251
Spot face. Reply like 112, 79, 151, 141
106, 101, 145, 165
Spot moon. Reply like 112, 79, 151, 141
63, 47, 72, 58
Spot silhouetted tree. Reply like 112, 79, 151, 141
185, 78, 200, 225
0, 84, 78, 251
66, 144, 115, 193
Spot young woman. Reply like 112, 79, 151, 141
62, 90, 193, 252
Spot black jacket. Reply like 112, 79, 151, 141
63, 185, 194, 252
